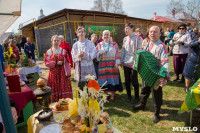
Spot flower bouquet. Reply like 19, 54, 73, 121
59, 75, 113, 133
3, 51, 21, 92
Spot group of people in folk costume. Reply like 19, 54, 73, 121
45, 22, 200, 123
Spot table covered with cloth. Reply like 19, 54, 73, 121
27, 110, 122, 133
19, 65, 42, 81
179, 78, 200, 112
8, 84, 36, 113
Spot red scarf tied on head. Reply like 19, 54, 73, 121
60, 41, 73, 68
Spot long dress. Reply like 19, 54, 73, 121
45, 47, 73, 102
96, 41, 123, 93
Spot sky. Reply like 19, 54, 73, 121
8, 0, 179, 32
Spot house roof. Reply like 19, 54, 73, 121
150, 16, 181, 23
21, 8, 163, 29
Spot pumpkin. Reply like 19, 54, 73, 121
37, 78, 45, 87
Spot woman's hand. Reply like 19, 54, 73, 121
57, 61, 63, 65
114, 64, 119, 69
173, 37, 177, 41
12, 54, 16, 57
120, 62, 124, 68
178, 41, 183, 45
100, 50, 107, 56
11, 107, 18, 124
52, 54, 58, 61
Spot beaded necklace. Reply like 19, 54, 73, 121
103, 41, 110, 53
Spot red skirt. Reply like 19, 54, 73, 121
47, 65, 73, 102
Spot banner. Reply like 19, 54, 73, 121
85, 25, 117, 35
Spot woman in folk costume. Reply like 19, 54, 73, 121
96, 30, 123, 101
58, 35, 73, 68
8, 39, 19, 63
45, 35, 73, 102
71, 26, 96, 90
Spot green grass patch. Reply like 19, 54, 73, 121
17, 56, 193, 133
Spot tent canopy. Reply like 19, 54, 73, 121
0, 0, 22, 38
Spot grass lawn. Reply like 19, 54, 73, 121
70, 56, 192, 133
17, 55, 194, 133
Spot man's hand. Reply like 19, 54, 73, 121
78, 51, 84, 58
198, 37, 200, 43
159, 79, 167, 87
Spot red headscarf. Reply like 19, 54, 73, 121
60, 41, 73, 68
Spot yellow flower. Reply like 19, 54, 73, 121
8, 46, 13, 57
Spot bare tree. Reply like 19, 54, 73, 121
166, 0, 185, 15
166, 0, 200, 27
91, 0, 125, 14
91, 0, 104, 12
104, 0, 112, 12
112, 0, 125, 14
185, 0, 200, 27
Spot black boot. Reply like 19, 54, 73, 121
152, 115, 160, 123
132, 99, 146, 111
152, 106, 161, 123
179, 76, 185, 83
132, 98, 139, 104
132, 103, 145, 111
185, 86, 189, 93
127, 96, 132, 102
126, 88, 132, 102
132, 86, 140, 104
173, 74, 179, 81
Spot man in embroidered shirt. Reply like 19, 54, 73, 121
121, 23, 143, 104
133, 26, 170, 124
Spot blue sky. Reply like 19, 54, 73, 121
9, 0, 183, 32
